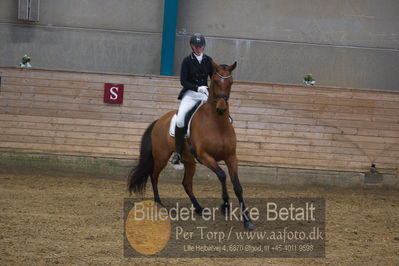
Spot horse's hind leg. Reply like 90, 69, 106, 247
150, 151, 171, 206
150, 168, 162, 205
182, 160, 204, 214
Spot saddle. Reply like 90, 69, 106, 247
169, 101, 234, 139
169, 101, 204, 139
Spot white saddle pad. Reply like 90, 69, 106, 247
169, 101, 205, 139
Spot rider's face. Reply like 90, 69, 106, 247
191, 45, 205, 56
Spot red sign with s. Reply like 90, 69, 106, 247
104, 83, 124, 104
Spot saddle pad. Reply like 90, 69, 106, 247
169, 101, 205, 139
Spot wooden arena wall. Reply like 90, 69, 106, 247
0, 67, 398, 175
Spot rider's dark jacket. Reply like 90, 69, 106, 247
178, 53, 214, 100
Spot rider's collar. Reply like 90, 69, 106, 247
192, 53, 203, 64
191, 53, 206, 62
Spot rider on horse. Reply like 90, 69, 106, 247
128, 52, 254, 229
171, 33, 214, 165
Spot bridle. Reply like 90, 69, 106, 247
215, 72, 232, 80
212, 71, 232, 102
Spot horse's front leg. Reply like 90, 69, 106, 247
182, 157, 204, 215
225, 155, 255, 230
198, 153, 230, 215
215, 166, 230, 215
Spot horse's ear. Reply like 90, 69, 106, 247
228, 61, 237, 72
211, 60, 219, 72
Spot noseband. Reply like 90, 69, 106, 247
212, 71, 232, 102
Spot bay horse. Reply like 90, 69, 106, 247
127, 60, 254, 229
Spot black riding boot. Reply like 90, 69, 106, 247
171, 126, 185, 164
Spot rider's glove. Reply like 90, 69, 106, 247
197, 86, 209, 97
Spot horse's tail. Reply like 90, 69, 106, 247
127, 120, 157, 195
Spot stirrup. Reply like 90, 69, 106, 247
171, 153, 181, 164
171, 153, 184, 170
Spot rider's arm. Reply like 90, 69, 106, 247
180, 58, 198, 92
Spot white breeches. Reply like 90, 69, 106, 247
176, 90, 208, 128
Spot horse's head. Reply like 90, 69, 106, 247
210, 60, 237, 115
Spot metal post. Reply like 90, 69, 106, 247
160, 0, 179, 76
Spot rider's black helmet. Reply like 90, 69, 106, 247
190, 33, 206, 47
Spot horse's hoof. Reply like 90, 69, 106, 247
154, 200, 165, 207
244, 221, 255, 230
221, 203, 230, 216
195, 207, 204, 216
